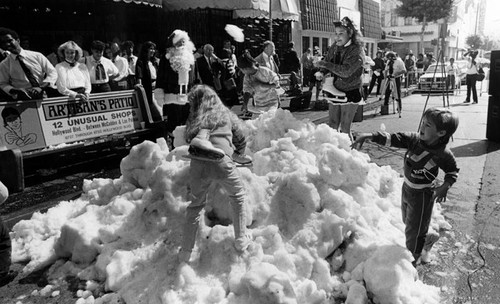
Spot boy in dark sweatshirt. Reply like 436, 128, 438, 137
353, 107, 459, 266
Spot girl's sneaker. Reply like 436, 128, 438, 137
232, 153, 252, 165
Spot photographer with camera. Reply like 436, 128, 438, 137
381, 51, 406, 115
463, 49, 480, 104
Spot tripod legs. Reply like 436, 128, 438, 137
378, 77, 401, 117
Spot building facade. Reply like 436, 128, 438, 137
294, 0, 382, 59
380, 0, 485, 60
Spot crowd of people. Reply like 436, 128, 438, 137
0, 18, 472, 286
1, 27, 301, 139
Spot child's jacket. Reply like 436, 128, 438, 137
242, 66, 279, 108
210, 121, 247, 157
372, 131, 459, 189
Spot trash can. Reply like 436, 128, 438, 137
487, 95, 500, 142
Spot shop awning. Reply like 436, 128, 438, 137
163, 0, 299, 21
112, 0, 162, 7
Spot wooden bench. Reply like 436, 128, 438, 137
0, 86, 162, 192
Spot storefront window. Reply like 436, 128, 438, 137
302, 36, 310, 53
313, 37, 319, 51
322, 38, 329, 54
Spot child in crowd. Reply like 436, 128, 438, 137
179, 85, 252, 263
237, 51, 280, 119
1, 181, 18, 287
352, 107, 459, 266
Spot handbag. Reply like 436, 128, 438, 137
223, 77, 236, 90
476, 67, 485, 82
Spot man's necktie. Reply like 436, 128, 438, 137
270, 57, 276, 73
95, 62, 106, 80
17, 55, 40, 87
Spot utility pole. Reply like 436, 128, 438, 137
474, 1, 480, 36
269, 0, 273, 41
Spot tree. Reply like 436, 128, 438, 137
466, 34, 483, 50
396, 0, 455, 55
483, 37, 500, 51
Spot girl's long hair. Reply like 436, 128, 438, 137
138, 41, 156, 63
184, 85, 242, 142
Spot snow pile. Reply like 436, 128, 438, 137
11, 109, 447, 304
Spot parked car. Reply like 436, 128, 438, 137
418, 64, 457, 92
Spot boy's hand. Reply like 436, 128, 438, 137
432, 183, 451, 203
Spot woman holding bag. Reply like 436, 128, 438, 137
314, 17, 365, 142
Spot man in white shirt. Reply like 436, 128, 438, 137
464, 50, 479, 103
0, 27, 58, 100
84, 40, 119, 93
109, 42, 129, 91
255, 40, 280, 75
122, 40, 137, 88
445, 58, 460, 91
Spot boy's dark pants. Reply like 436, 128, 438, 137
0, 217, 11, 273
401, 184, 434, 260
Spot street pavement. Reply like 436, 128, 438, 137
291, 83, 500, 304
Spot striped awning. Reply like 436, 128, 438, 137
112, 0, 162, 8
163, 0, 299, 21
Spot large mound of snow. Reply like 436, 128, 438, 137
11, 109, 449, 304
